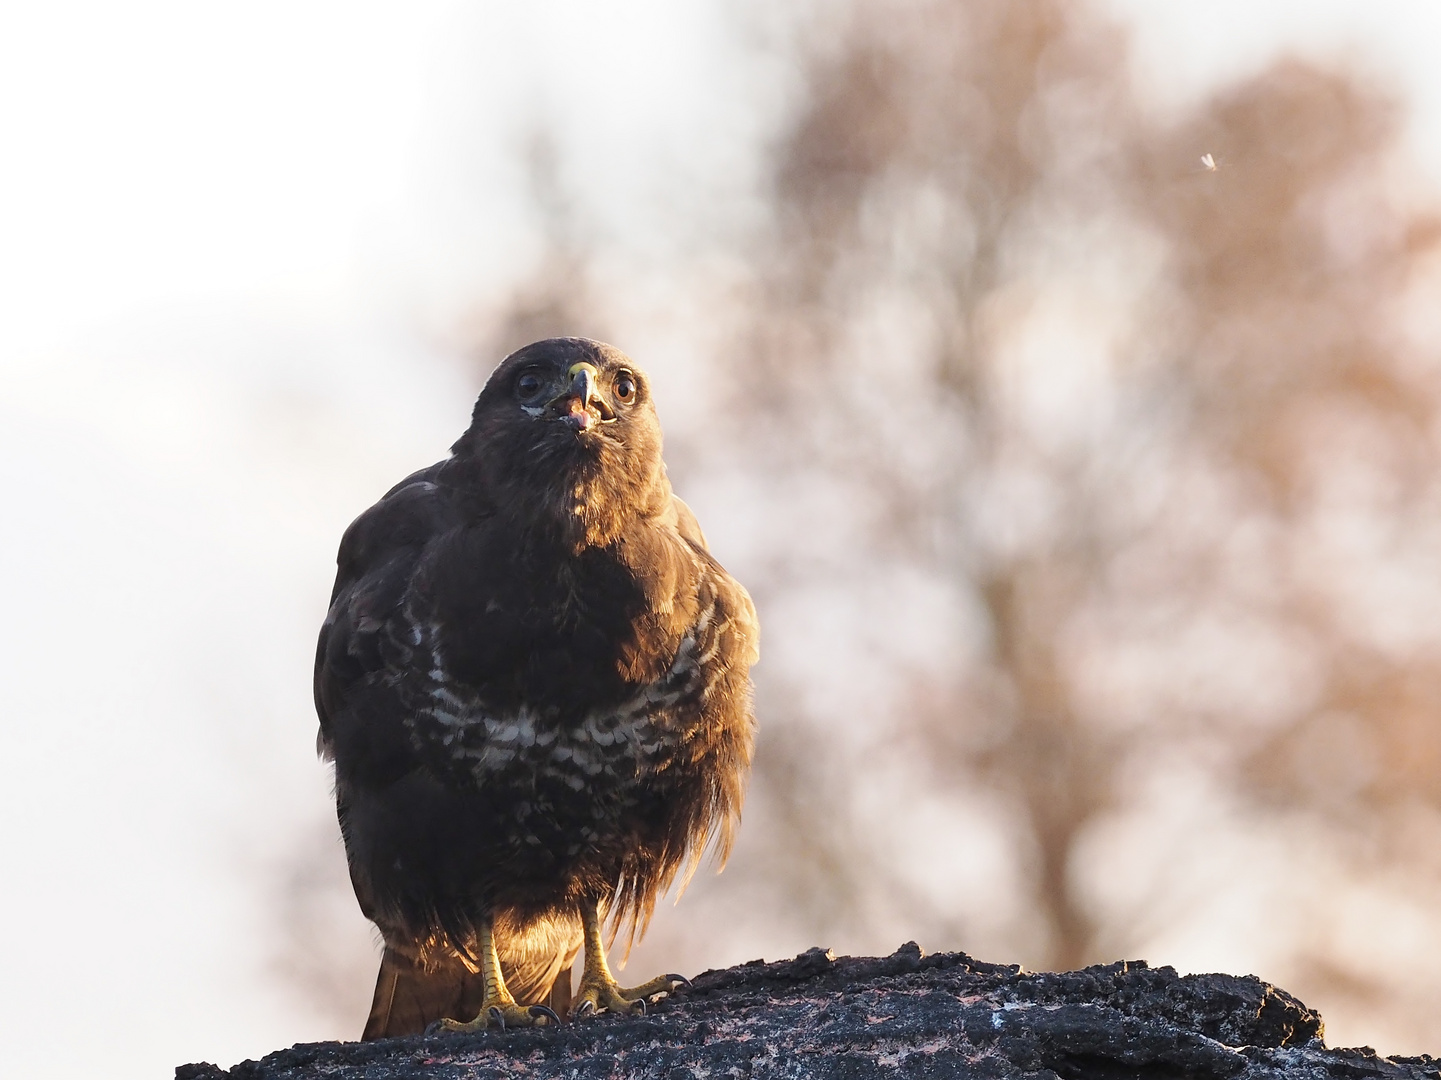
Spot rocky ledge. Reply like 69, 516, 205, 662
177, 945, 1441, 1079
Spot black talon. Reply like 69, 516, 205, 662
424, 1020, 446, 1036
489, 1005, 506, 1031
576, 1000, 596, 1017
633, 997, 647, 1015
529, 1004, 561, 1025
666, 974, 692, 989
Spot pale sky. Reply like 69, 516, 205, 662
1, 3, 1439, 1075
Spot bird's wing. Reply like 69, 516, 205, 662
314, 463, 454, 762
672, 493, 759, 668
665, 491, 759, 669
608, 498, 759, 946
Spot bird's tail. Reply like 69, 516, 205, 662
362, 915, 580, 1040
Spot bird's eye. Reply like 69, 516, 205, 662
614, 371, 637, 403
516, 371, 546, 400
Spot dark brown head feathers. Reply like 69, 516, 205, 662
450, 337, 670, 550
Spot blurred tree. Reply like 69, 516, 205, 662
703, 0, 1441, 1043
724, 0, 1151, 975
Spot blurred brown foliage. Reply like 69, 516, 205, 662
692, 0, 1441, 1047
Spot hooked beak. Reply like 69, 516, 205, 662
551, 362, 615, 431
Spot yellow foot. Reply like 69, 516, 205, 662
427, 1001, 561, 1034
573, 972, 690, 1018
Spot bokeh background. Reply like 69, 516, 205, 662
6, 1, 1441, 1075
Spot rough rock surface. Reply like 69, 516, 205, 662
178, 945, 1441, 1079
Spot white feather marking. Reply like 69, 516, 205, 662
697, 624, 724, 665
431, 686, 467, 709
405, 629, 704, 788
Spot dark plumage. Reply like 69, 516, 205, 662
314, 337, 758, 1038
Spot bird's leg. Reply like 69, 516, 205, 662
429, 915, 560, 1033
572, 898, 690, 1018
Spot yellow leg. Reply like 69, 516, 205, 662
429, 915, 560, 1033
573, 899, 690, 1018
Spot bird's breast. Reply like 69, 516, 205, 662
419, 524, 694, 704
402, 615, 706, 792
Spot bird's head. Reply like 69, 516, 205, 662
451, 338, 671, 544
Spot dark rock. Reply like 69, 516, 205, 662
178, 946, 1439, 1079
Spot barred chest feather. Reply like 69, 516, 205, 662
393, 611, 710, 794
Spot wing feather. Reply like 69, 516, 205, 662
314, 464, 453, 762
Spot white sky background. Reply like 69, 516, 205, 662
2, 2, 1440, 1075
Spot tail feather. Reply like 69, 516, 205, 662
546, 962, 573, 1019
363, 947, 481, 1040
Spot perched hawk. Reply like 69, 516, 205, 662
314, 337, 758, 1038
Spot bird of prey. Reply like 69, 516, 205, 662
314, 337, 759, 1038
